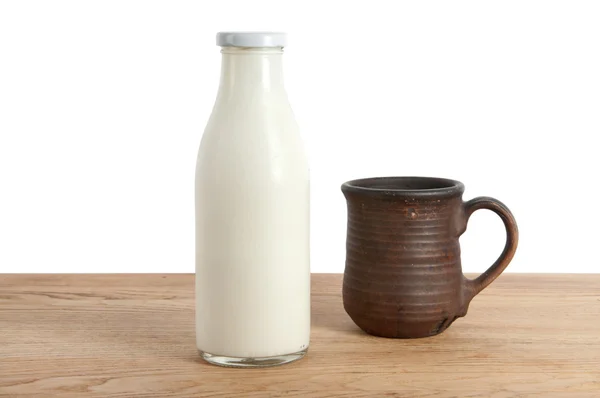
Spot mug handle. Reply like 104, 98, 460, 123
461, 197, 519, 304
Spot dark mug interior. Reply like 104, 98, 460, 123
341, 176, 464, 198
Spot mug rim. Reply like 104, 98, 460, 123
341, 176, 465, 198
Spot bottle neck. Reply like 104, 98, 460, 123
217, 47, 286, 96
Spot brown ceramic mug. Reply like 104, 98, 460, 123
341, 177, 518, 338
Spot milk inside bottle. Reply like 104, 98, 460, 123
195, 32, 310, 367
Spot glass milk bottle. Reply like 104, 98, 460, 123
195, 32, 310, 367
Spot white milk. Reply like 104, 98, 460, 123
195, 32, 310, 366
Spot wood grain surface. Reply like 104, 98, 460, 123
1, 274, 599, 397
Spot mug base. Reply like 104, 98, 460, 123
356, 316, 461, 339
198, 348, 307, 368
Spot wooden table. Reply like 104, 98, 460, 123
1, 274, 599, 397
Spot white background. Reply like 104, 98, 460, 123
1, 1, 599, 273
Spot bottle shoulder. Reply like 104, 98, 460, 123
200, 96, 304, 152
197, 125, 308, 186
207, 94, 298, 128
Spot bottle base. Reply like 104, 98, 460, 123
198, 348, 308, 368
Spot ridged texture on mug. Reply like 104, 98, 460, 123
342, 194, 467, 338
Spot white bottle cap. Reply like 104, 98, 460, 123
216, 32, 287, 48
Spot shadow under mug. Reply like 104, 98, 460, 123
341, 177, 518, 338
